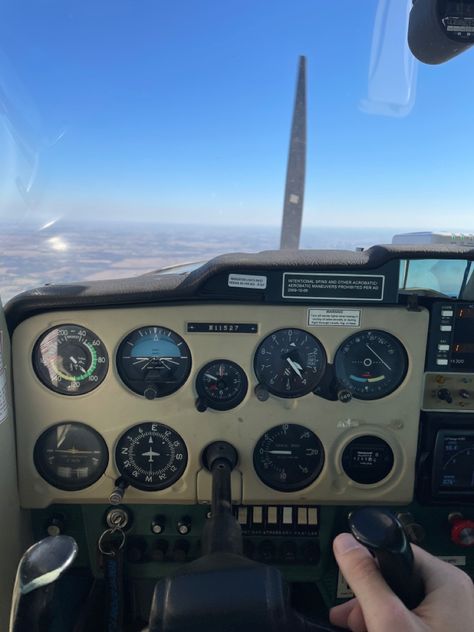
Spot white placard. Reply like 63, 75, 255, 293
438, 555, 466, 566
228, 274, 267, 290
308, 308, 361, 327
336, 571, 354, 599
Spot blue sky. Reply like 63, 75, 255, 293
1, 0, 474, 230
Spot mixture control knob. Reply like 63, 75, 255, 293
437, 388, 453, 404
449, 513, 474, 547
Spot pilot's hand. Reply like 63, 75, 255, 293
329, 533, 474, 632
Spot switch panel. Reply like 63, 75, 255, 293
423, 373, 474, 412
234, 505, 319, 536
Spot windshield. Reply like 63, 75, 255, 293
1, 1, 473, 302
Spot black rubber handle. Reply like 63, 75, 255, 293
349, 508, 425, 610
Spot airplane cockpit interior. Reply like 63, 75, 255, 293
1, 1, 474, 631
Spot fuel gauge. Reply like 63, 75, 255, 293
34, 422, 109, 491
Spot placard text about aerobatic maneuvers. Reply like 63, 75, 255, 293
282, 273, 385, 301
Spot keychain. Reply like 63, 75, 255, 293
98, 510, 128, 632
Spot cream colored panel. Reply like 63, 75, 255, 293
423, 371, 474, 411
0, 305, 24, 630
13, 304, 429, 508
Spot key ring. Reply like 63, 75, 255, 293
98, 527, 126, 556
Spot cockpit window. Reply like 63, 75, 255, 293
400, 259, 473, 298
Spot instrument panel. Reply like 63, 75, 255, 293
12, 304, 429, 508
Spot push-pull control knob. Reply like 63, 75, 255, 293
349, 508, 425, 610
449, 513, 474, 547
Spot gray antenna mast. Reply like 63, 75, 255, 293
280, 56, 307, 250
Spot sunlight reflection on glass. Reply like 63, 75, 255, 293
361, 0, 418, 118
47, 236, 69, 252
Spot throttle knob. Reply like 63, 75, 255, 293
450, 514, 474, 547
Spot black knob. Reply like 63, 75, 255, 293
258, 540, 275, 563
172, 540, 189, 562
280, 541, 297, 563
126, 537, 147, 563
144, 386, 158, 400
301, 541, 320, 565
349, 508, 424, 610
151, 515, 166, 535
46, 515, 65, 536
437, 388, 453, 404
177, 517, 192, 535
151, 540, 169, 562
338, 389, 352, 403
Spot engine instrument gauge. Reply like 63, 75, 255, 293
334, 330, 408, 400
116, 327, 191, 398
253, 424, 325, 492
115, 422, 188, 491
254, 328, 326, 398
433, 430, 474, 496
33, 325, 108, 395
196, 360, 248, 410
341, 435, 394, 484
34, 422, 109, 491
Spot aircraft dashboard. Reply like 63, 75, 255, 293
14, 303, 429, 509
6, 246, 474, 607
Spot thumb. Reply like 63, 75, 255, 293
333, 533, 408, 630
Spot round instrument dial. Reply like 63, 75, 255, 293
115, 422, 188, 491
116, 327, 191, 398
196, 360, 248, 410
253, 424, 325, 492
33, 325, 108, 395
341, 435, 394, 484
254, 328, 326, 398
34, 422, 109, 491
334, 330, 408, 400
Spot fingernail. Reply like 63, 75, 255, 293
334, 533, 360, 555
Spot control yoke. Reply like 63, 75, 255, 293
9, 535, 78, 632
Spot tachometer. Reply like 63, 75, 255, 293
334, 330, 408, 400
33, 325, 108, 395
34, 422, 109, 491
253, 423, 325, 491
254, 328, 326, 398
117, 326, 191, 398
115, 422, 188, 491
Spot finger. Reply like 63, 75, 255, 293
329, 598, 358, 627
412, 544, 469, 593
333, 533, 407, 630
330, 598, 367, 632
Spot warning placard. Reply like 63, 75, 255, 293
283, 273, 385, 301
308, 308, 361, 327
